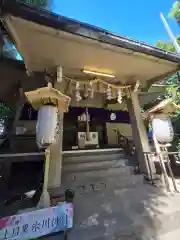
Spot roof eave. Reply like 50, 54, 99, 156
1, 1, 180, 65
143, 99, 180, 118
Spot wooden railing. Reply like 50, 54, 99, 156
116, 130, 135, 156
0, 135, 41, 153
144, 151, 180, 191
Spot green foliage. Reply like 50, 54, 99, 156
169, 1, 180, 23
0, 102, 14, 120
156, 37, 180, 53
0, 102, 15, 136
155, 37, 180, 90
171, 111, 180, 131
156, 41, 177, 52
169, 111, 180, 151
149, 35, 180, 150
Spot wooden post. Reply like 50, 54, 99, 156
126, 91, 156, 179
10, 84, 25, 151
48, 69, 64, 190
164, 147, 178, 192
37, 147, 51, 208
85, 107, 91, 141
152, 132, 170, 192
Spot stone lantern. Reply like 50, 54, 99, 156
143, 98, 180, 192
25, 83, 71, 208
143, 98, 180, 144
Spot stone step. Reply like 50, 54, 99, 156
63, 149, 122, 158
62, 165, 132, 182
63, 153, 125, 165
61, 169, 145, 192
61, 174, 144, 194
62, 159, 128, 174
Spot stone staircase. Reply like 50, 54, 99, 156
61, 148, 143, 192
54, 149, 180, 240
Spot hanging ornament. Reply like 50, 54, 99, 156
75, 82, 82, 102
117, 89, 122, 103
76, 82, 80, 89
76, 91, 82, 102
106, 85, 112, 100
90, 89, 94, 99
57, 66, 63, 82
88, 82, 94, 99
84, 84, 89, 98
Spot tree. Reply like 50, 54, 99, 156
156, 37, 180, 52
169, 1, 180, 24
155, 36, 180, 92
153, 38, 180, 151
0, 0, 51, 138
0, 101, 15, 137
155, 36, 180, 88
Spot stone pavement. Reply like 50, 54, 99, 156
41, 182, 180, 240
40, 233, 65, 239
2, 181, 180, 239
2, 150, 180, 240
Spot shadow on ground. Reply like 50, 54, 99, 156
63, 183, 180, 240
1, 162, 180, 239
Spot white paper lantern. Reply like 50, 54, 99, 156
152, 115, 174, 143
36, 105, 58, 148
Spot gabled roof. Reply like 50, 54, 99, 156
25, 84, 71, 112
0, 0, 180, 90
1, 0, 180, 64
143, 98, 180, 118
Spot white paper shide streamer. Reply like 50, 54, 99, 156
106, 85, 112, 100
117, 89, 122, 103
36, 105, 58, 148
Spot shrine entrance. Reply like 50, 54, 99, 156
12, 103, 130, 152
63, 107, 108, 150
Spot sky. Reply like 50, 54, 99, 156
52, 0, 179, 46
4, 0, 180, 60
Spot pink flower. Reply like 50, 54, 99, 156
0, 217, 10, 229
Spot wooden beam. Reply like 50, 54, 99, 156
57, 66, 63, 83
132, 80, 140, 92
142, 67, 180, 91
64, 79, 70, 94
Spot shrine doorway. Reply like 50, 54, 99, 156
63, 108, 108, 150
